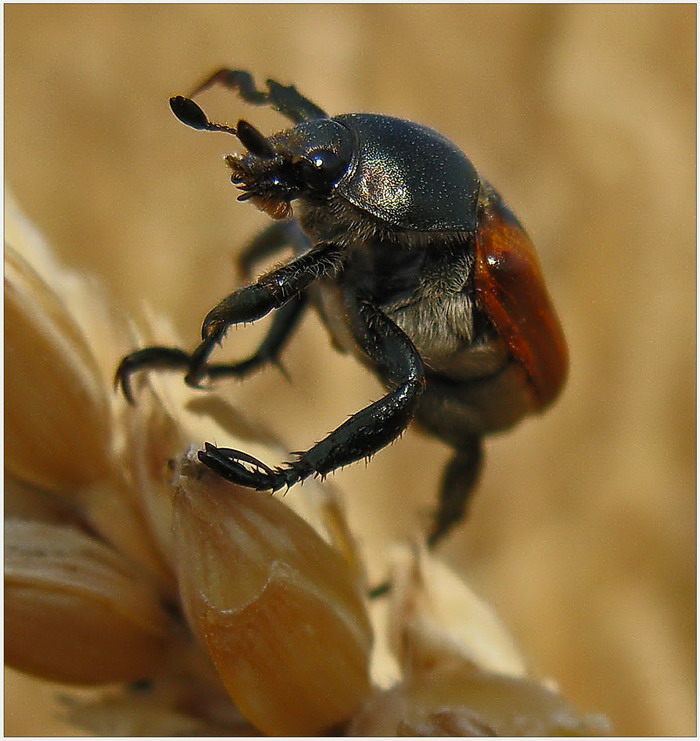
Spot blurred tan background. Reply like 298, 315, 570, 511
5, 4, 695, 736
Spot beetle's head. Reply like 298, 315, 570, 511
170, 96, 353, 220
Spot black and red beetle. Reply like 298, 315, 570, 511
116, 69, 568, 554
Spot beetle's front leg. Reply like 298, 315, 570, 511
116, 242, 341, 400
186, 241, 341, 384
198, 295, 426, 490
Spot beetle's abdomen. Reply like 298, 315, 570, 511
415, 361, 539, 443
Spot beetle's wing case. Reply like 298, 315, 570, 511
474, 184, 568, 409
333, 114, 481, 232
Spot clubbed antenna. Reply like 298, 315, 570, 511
169, 96, 238, 136
169, 96, 277, 161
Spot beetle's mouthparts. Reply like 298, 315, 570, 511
249, 195, 294, 221
225, 154, 293, 221
225, 153, 262, 197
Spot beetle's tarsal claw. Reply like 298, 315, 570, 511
114, 347, 194, 404
113, 361, 136, 405
198, 443, 285, 491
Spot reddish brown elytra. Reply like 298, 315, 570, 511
475, 187, 568, 410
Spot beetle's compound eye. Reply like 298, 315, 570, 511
298, 148, 349, 193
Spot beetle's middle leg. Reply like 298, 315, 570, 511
115, 242, 341, 401
236, 219, 312, 280
198, 295, 426, 491
205, 293, 308, 382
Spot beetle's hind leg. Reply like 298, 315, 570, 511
427, 438, 483, 549
188, 68, 328, 124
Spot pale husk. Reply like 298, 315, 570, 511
172, 454, 373, 735
5, 519, 170, 684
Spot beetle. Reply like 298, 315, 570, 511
116, 69, 568, 555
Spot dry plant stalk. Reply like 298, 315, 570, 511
4, 194, 608, 736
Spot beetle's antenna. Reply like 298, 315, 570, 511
236, 119, 276, 158
169, 97, 277, 160
169, 96, 238, 136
